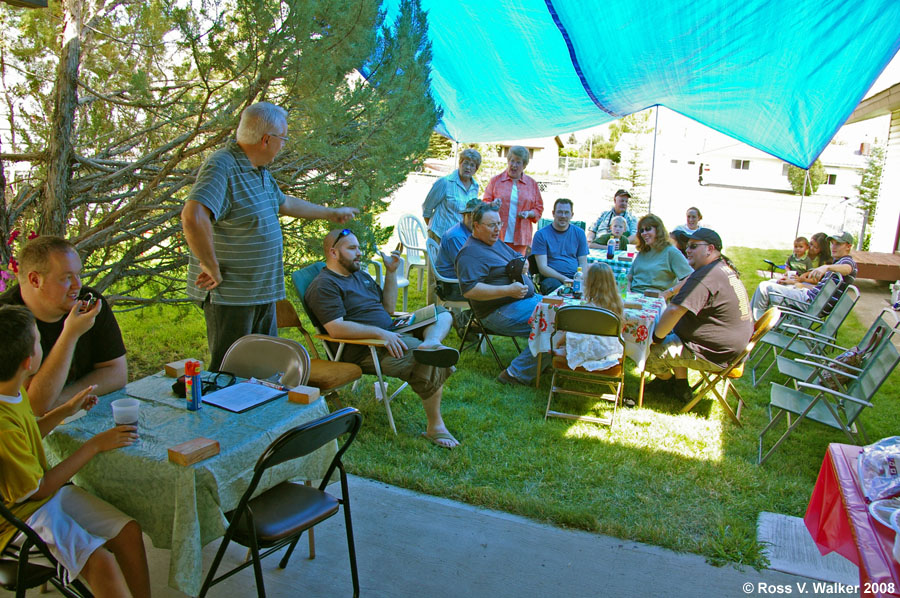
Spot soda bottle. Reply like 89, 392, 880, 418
606, 237, 616, 260
616, 271, 628, 299
573, 267, 583, 299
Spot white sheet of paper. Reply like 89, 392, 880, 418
201, 382, 286, 413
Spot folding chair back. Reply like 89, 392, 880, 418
545, 306, 624, 426
816, 284, 859, 340
199, 408, 363, 598
458, 299, 521, 370
425, 237, 468, 310
0, 502, 93, 598
397, 214, 427, 293
220, 334, 311, 388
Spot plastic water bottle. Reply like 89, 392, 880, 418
607, 237, 616, 260
616, 271, 628, 299
573, 267, 583, 299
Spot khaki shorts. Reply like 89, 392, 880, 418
644, 333, 724, 375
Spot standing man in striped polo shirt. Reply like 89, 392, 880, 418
182, 102, 358, 370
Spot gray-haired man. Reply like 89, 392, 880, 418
181, 102, 358, 370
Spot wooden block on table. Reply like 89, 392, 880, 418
288, 385, 321, 404
542, 296, 565, 305
168, 438, 219, 466
164, 359, 203, 378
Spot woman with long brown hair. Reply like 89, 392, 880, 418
628, 214, 692, 295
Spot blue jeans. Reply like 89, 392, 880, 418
481, 294, 547, 383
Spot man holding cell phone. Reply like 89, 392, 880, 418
0, 236, 127, 415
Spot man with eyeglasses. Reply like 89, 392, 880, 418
305, 229, 461, 449
587, 189, 638, 245
749, 231, 857, 321
644, 228, 752, 401
182, 102, 358, 370
456, 204, 547, 386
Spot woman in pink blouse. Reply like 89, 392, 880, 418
482, 146, 543, 255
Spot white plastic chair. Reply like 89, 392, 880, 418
397, 214, 428, 292
425, 237, 469, 310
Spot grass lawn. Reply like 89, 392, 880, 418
116, 246, 900, 568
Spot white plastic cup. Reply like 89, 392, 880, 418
111, 398, 140, 427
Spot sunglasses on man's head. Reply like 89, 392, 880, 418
332, 228, 352, 248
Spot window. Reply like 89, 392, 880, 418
824, 174, 837, 185
782, 164, 790, 176
731, 159, 750, 170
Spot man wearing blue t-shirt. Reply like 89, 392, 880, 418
531, 198, 589, 294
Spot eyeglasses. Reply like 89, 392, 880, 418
686, 242, 709, 250
640, 226, 655, 233
479, 222, 502, 230
268, 133, 289, 142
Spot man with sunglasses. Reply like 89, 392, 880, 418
182, 102, 358, 370
644, 228, 752, 401
305, 229, 461, 449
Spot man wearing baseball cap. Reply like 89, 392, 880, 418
434, 198, 481, 302
588, 189, 638, 245
645, 228, 753, 401
750, 231, 857, 320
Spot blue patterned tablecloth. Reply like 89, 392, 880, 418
586, 248, 634, 277
44, 372, 335, 595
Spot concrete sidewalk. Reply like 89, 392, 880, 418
141, 475, 819, 598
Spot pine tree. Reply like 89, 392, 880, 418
0, 0, 437, 303
855, 145, 885, 224
787, 159, 827, 195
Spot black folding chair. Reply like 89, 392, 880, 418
457, 299, 521, 370
0, 501, 93, 598
198, 407, 363, 598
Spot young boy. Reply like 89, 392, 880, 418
0, 305, 150, 598
785, 236, 813, 274
590, 215, 630, 250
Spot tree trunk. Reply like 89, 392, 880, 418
42, 0, 83, 237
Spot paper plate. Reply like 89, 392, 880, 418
868, 498, 900, 529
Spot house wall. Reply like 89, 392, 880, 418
870, 109, 900, 253
701, 154, 862, 197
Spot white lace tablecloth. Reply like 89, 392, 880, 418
527, 292, 666, 369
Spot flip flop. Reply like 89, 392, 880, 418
421, 431, 459, 449
413, 345, 460, 368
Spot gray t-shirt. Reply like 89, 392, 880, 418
456, 236, 535, 319
629, 245, 692, 293
305, 268, 393, 362
186, 142, 287, 305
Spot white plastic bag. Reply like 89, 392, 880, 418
858, 436, 900, 502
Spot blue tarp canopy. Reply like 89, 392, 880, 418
383, 0, 900, 168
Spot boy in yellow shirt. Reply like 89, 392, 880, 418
0, 305, 150, 597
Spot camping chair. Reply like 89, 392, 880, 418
397, 214, 428, 293
198, 407, 362, 598
757, 337, 900, 465
749, 284, 859, 387
774, 308, 900, 393
276, 300, 363, 403
762, 259, 786, 279
680, 307, 781, 425
457, 298, 522, 370
292, 264, 408, 434
544, 306, 624, 427
0, 502, 94, 598
220, 334, 311, 388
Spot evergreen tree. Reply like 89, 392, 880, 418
855, 145, 885, 224
426, 133, 453, 159
0, 0, 437, 303
787, 159, 827, 195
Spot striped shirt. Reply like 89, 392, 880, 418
421, 170, 480, 239
806, 255, 857, 309
589, 209, 637, 238
186, 142, 287, 305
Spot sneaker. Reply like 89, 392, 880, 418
497, 369, 527, 387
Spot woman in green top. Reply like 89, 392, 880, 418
628, 214, 692, 295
